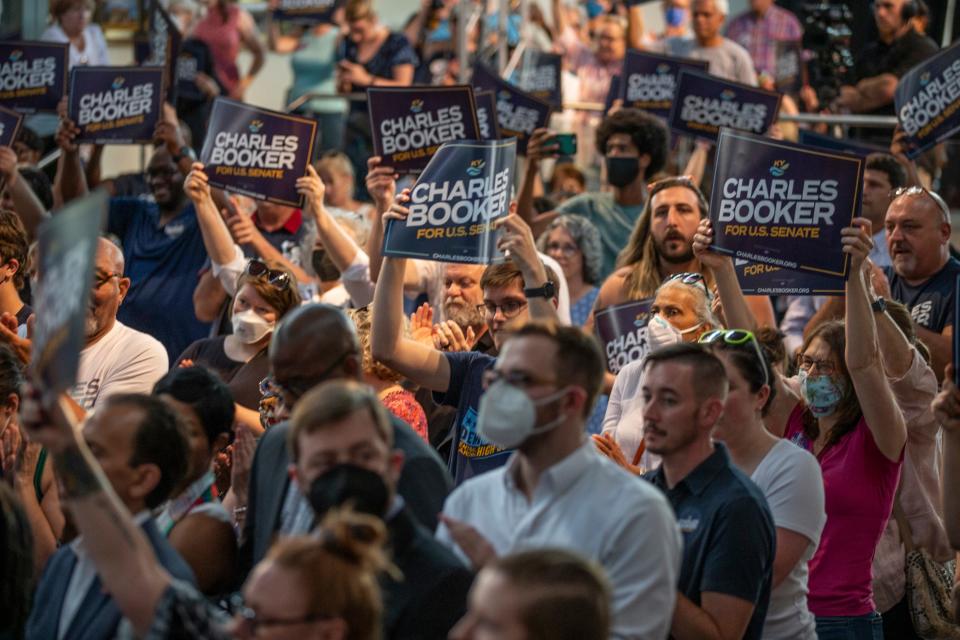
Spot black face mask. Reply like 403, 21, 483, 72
605, 156, 641, 188
307, 464, 390, 519
311, 248, 341, 282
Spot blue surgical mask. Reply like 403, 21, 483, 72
798, 370, 846, 417
665, 7, 687, 27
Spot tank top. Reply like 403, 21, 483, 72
192, 4, 242, 95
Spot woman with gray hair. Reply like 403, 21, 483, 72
537, 214, 602, 327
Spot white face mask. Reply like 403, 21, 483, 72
646, 314, 702, 351
231, 308, 275, 344
476, 380, 568, 449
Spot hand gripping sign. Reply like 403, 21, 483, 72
382, 139, 517, 264
594, 299, 654, 373
895, 39, 960, 159
472, 63, 551, 155
708, 129, 863, 278
32, 190, 107, 393
618, 50, 708, 119
0, 41, 69, 113
669, 69, 782, 143
69, 67, 165, 144
200, 98, 318, 207
368, 85, 480, 174
474, 91, 501, 141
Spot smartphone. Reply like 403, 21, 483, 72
549, 133, 577, 157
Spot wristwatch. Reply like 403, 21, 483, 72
523, 281, 556, 299
172, 145, 196, 164
871, 297, 887, 313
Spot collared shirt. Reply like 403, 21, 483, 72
644, 443, 775, 640
437, 441, 681, 640
725, 6, 803, 78
60, 511, 153, 640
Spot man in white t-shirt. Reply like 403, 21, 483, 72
68, 238, 168, 411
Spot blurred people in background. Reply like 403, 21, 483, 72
41, 0, 109, 69
190, 0, 265, 101
724, 0, 803, 80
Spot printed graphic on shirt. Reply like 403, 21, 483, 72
457, 407, 502, 459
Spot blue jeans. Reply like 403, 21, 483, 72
815, 612, 884, 640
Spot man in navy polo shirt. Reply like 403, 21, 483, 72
641, 343, 775, 640
55, 111, 210, 363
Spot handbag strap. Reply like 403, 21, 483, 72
892, 482, 917, 553
631, 440, 646, 467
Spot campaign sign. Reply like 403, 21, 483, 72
273, 0, 343, 25
594, 299, 654, 373
474, 91, 501, 140
619, 50, 708, 119
0, 105, 24, 147
382, 139, 516, 264
145, 0, 181, 105
954, 275, 960, 386
201, 98, 318, 207
708, 129, 863, 277
774, 40, 804, 94
369, 86, 480, 174
472, 63, 551, 155
797, 130, 886, 158
32, 190, 107, 393
69, 67, 164, 144
669, 69, 782, 142
512, 50, 562, 109
0, 41, 69, 113
895, 39, 960, 159
734, 258, 846, 295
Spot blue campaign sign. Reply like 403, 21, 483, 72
33, 190, 107, 393
369, 85, 480, 174
0, 41, 69, 113
201, 98, 319, 207
797, 130, 886, 158
511, 50, 563, 109
708, 129, 863, 277
619, 50, 708, 119
895, 39, 960, 159
669, 69, 781, 142
472, 63, 551, 155
273, 0, 343, 25
383, 139, 516, 264
954, 275, 960, 385
474, 91, 501, 141
0, 105, 23, 147
594, 299, 654, 373
69, 67, 165, 144
734, 258, 846, 296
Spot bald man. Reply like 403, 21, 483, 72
239, 303, 451, 575
69, 238, 169, 410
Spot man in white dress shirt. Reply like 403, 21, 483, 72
436, 321, 682, 640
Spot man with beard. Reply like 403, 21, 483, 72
431, 264, 493, 353
54, 109, 210, 362
884, 187, 959, 381
519, 109, 669, 280
589, 176, 774, 329
69, 238, 168, 411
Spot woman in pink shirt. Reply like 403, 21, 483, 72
761, 218, 907, 640
191, 0, 265, 100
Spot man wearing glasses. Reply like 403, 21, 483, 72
883, 186, 958, 381
373, 211, 560, 486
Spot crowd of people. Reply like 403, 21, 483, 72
1, 0, 960, 639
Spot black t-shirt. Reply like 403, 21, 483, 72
644, 443, 775, 640
855, 28, 939, 116
177, 336, 270, 409
886, 257, 960, 333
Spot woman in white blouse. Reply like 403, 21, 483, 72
41, 0, 110, 69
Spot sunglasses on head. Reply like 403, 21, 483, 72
699, 329, 770, 386
664, 271, 713, 300
246, 259, 291, 291
890, 185, 951, 223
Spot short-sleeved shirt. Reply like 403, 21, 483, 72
176, 336, 270, 410
250, 208, 310, 270
724, 6, 804, 79
644, 442, 775, 640
337, 32, 418, 113
557, 193, 645, 280
784, 408, 903, 616
885, 257, 960, 333
656, 37, 758, 85
108, 197, 211, 363
433, 351, 509, 485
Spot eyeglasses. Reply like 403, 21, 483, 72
663, 271, 713, 300
246, 259, 291, 291
477, 300, 528, 319
482, 368, 557, 390
93, 272, 122, 289
797, 355, 837, 376
890, 186, 951, 223
228, 594, 330, 635
699, 329, 770, 386
545, 241, 580, 258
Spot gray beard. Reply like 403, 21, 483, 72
444, 302, 484, 332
